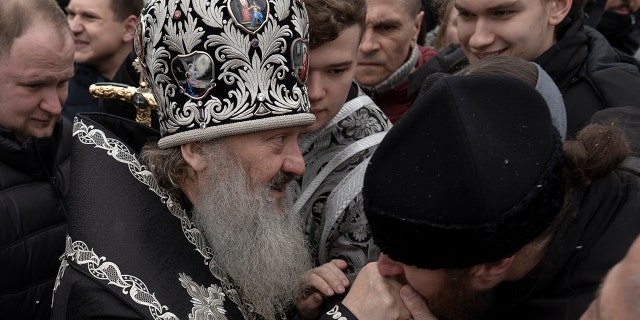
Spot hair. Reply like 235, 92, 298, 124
110, 0, 144, 22
306, 0, 367, 49
455, 55, 538, 86
531, 122, 631, 244
563, 124, 631, 188
433, 0, 457, 50
404, 0, 423, 16
0, 0, 70, 59
139, 139, 226, 200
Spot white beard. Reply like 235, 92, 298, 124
192, 142, 312, 319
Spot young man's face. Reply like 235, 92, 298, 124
306, 25, 361, 133
66, 0, 133, 76
377, 253, 496, 320
455, 0, 570, 64
0, 21, 74, 142
356, 0, 423, 87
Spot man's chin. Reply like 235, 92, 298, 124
17, 127, 56, 141
355, 70, 385, 87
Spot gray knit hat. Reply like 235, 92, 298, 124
135, 0, 314, 148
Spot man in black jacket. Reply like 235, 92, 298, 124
324, 72, 640, 320
584, 0, 640, 55
0, 0, 74, 318
410, 0, 640, 137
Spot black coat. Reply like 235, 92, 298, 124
489, 168, 640, 319
0, 118, 72, 319
409, 18, 640, 137
320, 166, 640, 320
62, 64, 106, 121
50, 113, 256, 319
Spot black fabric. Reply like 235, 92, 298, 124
362, 73, 640, 319
0, 118, 72, 319
407, 43, 467, 97
595, 11, 640, 55
583, 0, 608, 27
50, 114, 248, 319
409, 18, 640, 137
62, 64, 106, 121
319, 302, 358, 320
364, 74, 565, 269
584, 0, 640, 55
486, 170, 640, 319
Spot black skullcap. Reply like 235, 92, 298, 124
364, 74, 566, 270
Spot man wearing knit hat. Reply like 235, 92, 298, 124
321, 73, 640, 320
51, 0, 316, 319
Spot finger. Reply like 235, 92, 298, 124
401, 285, 437, 320
330, 259, 348, 270
304, 271, 336, 297
329, 259, 350, 287
295, 292, 325, 320
310, 263, 348, 294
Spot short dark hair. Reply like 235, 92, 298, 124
306, 0, 367, 49
110, 0, 144, 21
455, 55, 538, 86
0, 0, 70, 59
404, 0, 423, 16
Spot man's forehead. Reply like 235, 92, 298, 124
366, 0, 414, 16
455, 0, 526, 11
66, 0, 112, 13
232, 125, 308, 139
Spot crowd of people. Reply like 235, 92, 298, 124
1, 0, 640, 319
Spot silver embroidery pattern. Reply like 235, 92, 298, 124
61, 235, 179, 320
179, 273, 228, 320
139, 0, 309, 136
325, 305, 348, 320
51, 236, 72, 308
72, 120, 212, 262
71, 119, 251, 318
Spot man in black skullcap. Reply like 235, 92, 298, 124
321, 73, 640, 320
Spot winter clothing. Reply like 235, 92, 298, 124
359, 45, 437, 124
409, 18, 640, 136
322, 73, 640, 320
62, 64, 106, 121
487, 169, 640, 319
0, 118, 71, 319
364, 75, 565, 270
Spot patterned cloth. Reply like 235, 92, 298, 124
291, 84, 391, 276
51, 114, 268, 320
